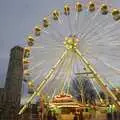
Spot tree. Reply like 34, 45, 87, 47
70, 75, 97, 104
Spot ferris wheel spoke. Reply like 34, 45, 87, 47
86, 52, 120, 75
100, 30, 120, 40
103, 30, 120, 39
103, 20, 120, 30
67, 52, 74, 94
34, 44, 64, 51
76, 7, 93, 35
50, 58, 68, 97
49, 23, 65, 39
77, 8, 100, 36
42, 52, 67, 95
77, 12, 91, 36
99, 59, 120, 75
51, 88, 57, 99
75, 76, 83, 91
66, 59, 73, 94
74, 11, 80, 34
30, 70, 44, 83
50, 13, 66, 38
61, 62, 71, 92
80, 15, 110, 40
42, 30, 63, 43
107, 80, 118, 89
30, 46, 44, 49
44, 51, 70, 96
85, 23, 120, 44
67, 15, 73, 35
51, 71, 68, 97
86, 46, 120, 60
77, 12, 86, 35
58, 14, 70, 34
56, 59, 70, 94
86, 18, 120, 41
58, 16, 64, 25
27, 60, 45, 72
39, 29, 64, 46
94, 22, 120, 39
86, 33, 120, 47
91, 80, 102, 102
87, 30, 120, 46
91, 79, 104, 103
88, 16, 113, 39
72, 52, 78, 74
102, 37, 120, 46
79, 12, 97, 36
99, 24, 120, 37
74, 58, 85, 91
61, 52, 73, 92
108, 40, 120, 46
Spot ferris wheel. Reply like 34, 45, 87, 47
20, 0, 120, 114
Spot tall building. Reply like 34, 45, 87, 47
0, 88, 5, 119
1, 46, 24, 120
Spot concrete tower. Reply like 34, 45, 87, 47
2, 46, 24, 120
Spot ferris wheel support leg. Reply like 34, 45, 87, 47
75, 48, 120, 110
18, 50, 67, 115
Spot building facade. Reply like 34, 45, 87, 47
0, 46, 24, 120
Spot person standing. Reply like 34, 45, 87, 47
73, 113, 78, 120
112, 104, 118, 120
106, 105, 112, 120
47, 110, 53, 120
52, 112, 57, 120
79, 109, 84, 120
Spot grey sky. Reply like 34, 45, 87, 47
0, 0, 120, 88
0, 0, 65, 87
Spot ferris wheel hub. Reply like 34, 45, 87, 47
64, 35, 79, 50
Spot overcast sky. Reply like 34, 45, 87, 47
0, 0, 120, 88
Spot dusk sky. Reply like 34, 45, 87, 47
0, 0, 120, 88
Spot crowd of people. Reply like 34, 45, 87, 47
73, 105, 120, 120
39, 104, 120, 120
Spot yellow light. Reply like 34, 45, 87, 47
69, 45, 72, 49
100, 99, 103, 103
26, 35, 35, 47
27, 36, 34, 42
24, 70, 30, 76
64, 4, 70, 15
37, 92, 40, 96
112, 9, 120, 21
64, 36, 79, 50
24, 47, 30, 52
112, 9, 120, 16
34, 26, 41, 36
88, 2, 95, 12
68, 38, 73, 44
24, 47, 31, 58
23, 58, 30, 64
100, 4, 108, 15
43, 17, 49, 28
52, 10, 60, 20
28, 80, 34, 88
64, 41, 66, 45
75, 2, 82, 12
